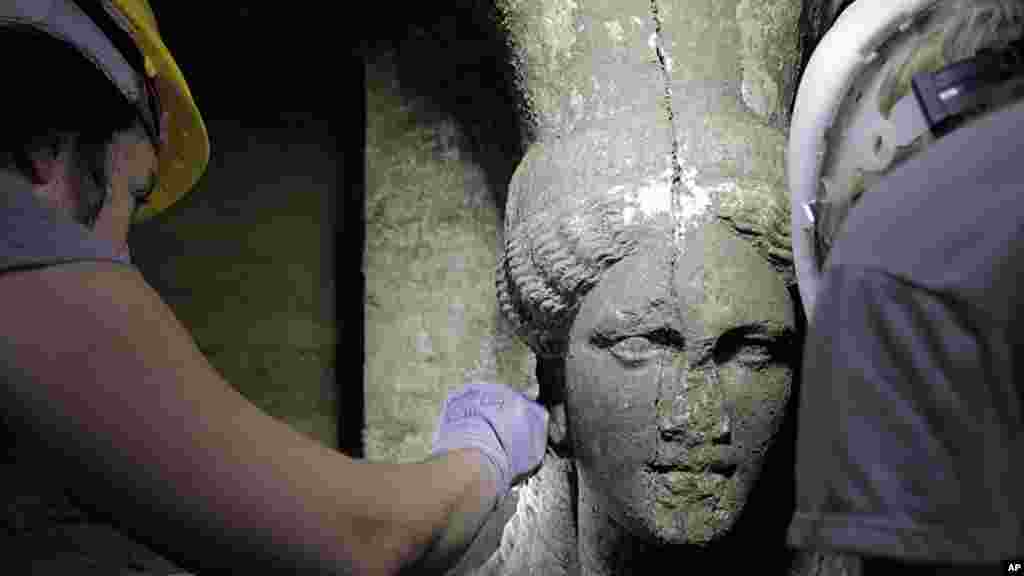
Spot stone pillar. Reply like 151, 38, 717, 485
484, 1, 867, 575
478, 1, 804, 574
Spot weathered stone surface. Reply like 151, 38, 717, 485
368, 2, 871, 574
463, 452, 577, 576
505, 105, 675, 230
481, 0, 831, 574
364, 50, 534, 464
496, 0, 669, 140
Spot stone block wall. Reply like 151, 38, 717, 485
364, 48, 534, 463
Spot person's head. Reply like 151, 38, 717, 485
807, 0, 1024, 271
497, 108, 796, 547
0, 26, 160, 257
0, 0, 210, 258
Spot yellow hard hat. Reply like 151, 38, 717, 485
104, 0, 210, 222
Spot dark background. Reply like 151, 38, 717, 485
145, 2, 526, 457
145, 3, 364, 455
147, 5, 340, 119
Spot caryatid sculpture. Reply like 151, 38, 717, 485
449, 0, 1020, 574
446, 0, 845, 574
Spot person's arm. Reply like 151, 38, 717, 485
0, 261, 497, 575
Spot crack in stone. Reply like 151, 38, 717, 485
649, 0, 688, 472
649, 0, 687, 374
653, 334, 669, 462
648, 0, 684, 247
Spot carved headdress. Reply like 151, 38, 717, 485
497, 110, 794, 359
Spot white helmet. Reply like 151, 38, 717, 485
789, 0, 1024, 319
0, 0, 210, 222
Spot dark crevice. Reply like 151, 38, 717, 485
359, 2, 530, 223
649, 0, 684, 245
568, 455, 580, 548
650, 1, 688, 488
645, 460, 739, 479
589, 326, 687, 351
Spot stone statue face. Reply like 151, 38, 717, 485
565, 218, 795, 546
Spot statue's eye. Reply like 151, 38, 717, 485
591, 327, 684, 367
609, 336, 665, 366
712, 329, 791, 370
734, 340, 774, 369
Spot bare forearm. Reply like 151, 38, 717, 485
396, 449, 501, 575
59, 389, 497, 576
0, 264, 501, 575
170, 409, 500, 576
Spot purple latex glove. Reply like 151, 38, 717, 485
431, 382, 549, 502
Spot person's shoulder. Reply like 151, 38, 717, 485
0, 260, 217, 412
0, 260, 153, 320
829, 100, 1024, 305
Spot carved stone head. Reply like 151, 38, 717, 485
497, 106, 796, 546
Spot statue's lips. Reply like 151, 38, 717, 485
648, 444, 741, 478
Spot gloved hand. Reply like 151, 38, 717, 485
431, 382, 549, 503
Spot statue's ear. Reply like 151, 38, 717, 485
537, 356, 570, 455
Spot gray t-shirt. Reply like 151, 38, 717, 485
0, 173, 190, 575
787, 99, 1024, 565
0, 172, 132, 271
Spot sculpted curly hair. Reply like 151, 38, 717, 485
496, 161, 793, 359
497, 190, 641, 358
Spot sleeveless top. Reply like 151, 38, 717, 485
0, 172, 192, 575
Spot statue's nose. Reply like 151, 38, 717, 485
657, 364, 732, 446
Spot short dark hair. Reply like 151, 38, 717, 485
0, 27, 143, 227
